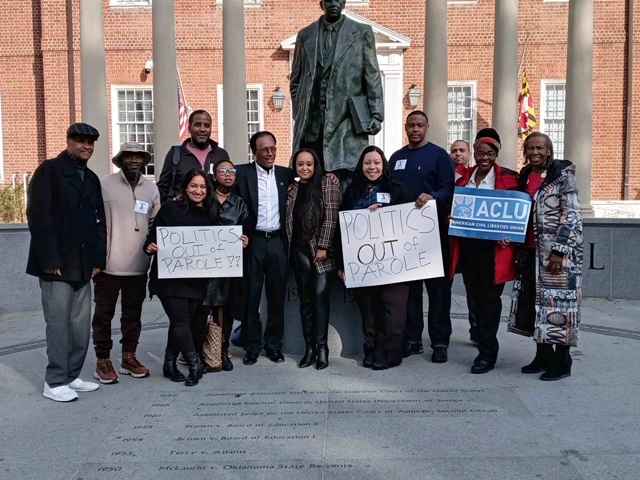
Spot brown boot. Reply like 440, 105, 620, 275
120, 352, 150, 378
94, 358, 119, 384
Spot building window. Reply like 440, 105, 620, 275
215, 0, 263, 6
447, 82, 476, 148
110, 0, 151, 6
541, 81, 566, 160
216, 84, 264, 162
111, 86, 155, 176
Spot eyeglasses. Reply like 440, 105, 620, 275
475, 151, 497, 159
217, 168, 237, 176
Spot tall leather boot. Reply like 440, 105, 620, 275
183, 352, 201, 387
315, 344, 329, 370
540, 345, 572, 381
298, 344, 317, 368
163, 350, 185, 382
521, 343, 554, 374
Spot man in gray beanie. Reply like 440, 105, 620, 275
92, 142, 160, 384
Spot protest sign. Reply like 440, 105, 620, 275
339, 201, 444, 289
449, 187, 532, 243
156, 226, 243, 279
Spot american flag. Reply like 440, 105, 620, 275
177, 68, 191, 141
518, 72, 538, 139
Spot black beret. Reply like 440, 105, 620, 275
66, 122, 100, 141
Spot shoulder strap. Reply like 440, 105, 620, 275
169, 145, 182, 199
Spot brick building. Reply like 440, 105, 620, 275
0, 0, 638, 201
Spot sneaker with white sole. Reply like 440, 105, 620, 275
43, 383, 78, 402
68, 378, 100, 392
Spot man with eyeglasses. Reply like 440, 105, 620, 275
234, 131, 294, 365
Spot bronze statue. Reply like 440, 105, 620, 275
290, 0, 384, 175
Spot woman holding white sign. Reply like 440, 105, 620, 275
145, 169, 213, 386
449, 128, 519, 374
338, 146, 414, 370
285, 148, 341, 370
509, 132, 583, 381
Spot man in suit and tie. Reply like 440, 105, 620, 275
290, 0, 384, 178
235, 131, 294, 365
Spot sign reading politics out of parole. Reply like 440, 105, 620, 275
157, 226, 243, 279
449, 187, 533, 243
339, 201, 444, 289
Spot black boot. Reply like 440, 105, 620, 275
197, 353, 207, 379
298, 344, 317, 368
183, 352, 201, 387
521, 343, 553, 374
163, 351, 185, 382
362, 345, 374, 368
540, 345, 572, 381
315, 345, 329, 370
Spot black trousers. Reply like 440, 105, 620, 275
159, 296, 207, 357
243, 234, 288, 355
92, 273, 147, 359
353, 283, 409, 365
292, 248, 332, 347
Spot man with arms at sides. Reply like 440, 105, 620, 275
27, 123, 106, 402
157, 109, 230, 203
450, 140, 471, 167
234, 131, 294, 365
388, 111, 455, 363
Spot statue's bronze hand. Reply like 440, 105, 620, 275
368, 119, 382, 135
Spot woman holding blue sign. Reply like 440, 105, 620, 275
145, 169, 213, 386
509, 132, 583, 381
449, 128, 519, 374
285, 148, 341, 370
338, 146, 413, 370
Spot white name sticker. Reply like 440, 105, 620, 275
394, 159, 407, 170
134, 200, 150, 215
376, 192, 391, 204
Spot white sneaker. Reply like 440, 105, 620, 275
68, 378, 100, 392
43, 383, 78, 402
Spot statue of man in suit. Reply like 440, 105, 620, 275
290, 0, 384, 176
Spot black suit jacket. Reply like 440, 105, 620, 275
26, 151, 107, 285
234, 162, 294, 235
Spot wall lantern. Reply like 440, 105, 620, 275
272, 87, 286, 111
408, 84, 422, 109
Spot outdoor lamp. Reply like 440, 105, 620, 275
272, 87, 286, 111
408, 84, 422, 108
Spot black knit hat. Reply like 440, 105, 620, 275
66, 122, 100, 141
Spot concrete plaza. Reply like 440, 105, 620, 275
1, 293, 639, 480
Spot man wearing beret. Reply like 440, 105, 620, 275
27, 122, 106, 402
92, 143, 160, 384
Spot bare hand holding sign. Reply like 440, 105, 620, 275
339, 201, 444, 288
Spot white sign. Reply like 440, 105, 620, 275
339, 201, 444, 288
157, 226, 243, 279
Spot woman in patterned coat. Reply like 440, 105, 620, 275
508, 132, 584, 381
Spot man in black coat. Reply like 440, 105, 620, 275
156, 109, 230, 203
234, 131, 294, 365
27, 122, 107, 402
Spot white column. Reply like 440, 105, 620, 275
565, 0, 593, 212
152, 0, 179, 180
223, 0, 248, 163
80, 0, 109, 177
423, 0, 448, 149
492, 0, 519, 170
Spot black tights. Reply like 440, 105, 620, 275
160, 296, 207, 357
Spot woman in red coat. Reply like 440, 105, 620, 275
449, 128, 519, 374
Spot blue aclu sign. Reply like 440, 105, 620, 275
449, 187, 533, 243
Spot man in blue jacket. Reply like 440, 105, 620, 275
389, 111, 455, 363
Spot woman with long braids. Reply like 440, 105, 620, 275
509, 132, 584, 381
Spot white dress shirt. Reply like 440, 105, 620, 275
255, 163, 281, 231
466, 166, 496, 190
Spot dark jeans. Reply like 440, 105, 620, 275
292, 248, 332, 347
40, 279, 92, 387
406, 276, 452, 348
159, 296, 207, 357
92, 273, 147, 359
243, 234, 288, 355
353, 283, 409, 365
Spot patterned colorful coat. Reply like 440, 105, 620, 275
509, 160, 584, 346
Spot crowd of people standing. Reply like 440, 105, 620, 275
26, 109, 583, 402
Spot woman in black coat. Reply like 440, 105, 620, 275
338, 146, 414, 370
145, 169, 213, 386
203, 159, 249, 373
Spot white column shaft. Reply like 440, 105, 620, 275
423, 0, 448, 149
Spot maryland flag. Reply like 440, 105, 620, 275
518, 73, 538, 138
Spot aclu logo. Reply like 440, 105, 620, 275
453, 195, 529, 221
